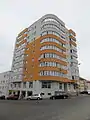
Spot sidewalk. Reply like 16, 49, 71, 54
69, 93, 90, 98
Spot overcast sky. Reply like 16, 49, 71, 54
0, 0, 90, 79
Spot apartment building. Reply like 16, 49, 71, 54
0, 71, 12, 96
9, 14, 79, 98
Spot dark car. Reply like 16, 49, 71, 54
50, 91, 69, 100
7, 94, 19, 100
80, 91, 88, 94
0, 95, 5, 100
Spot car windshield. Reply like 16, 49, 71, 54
33, 94, 38, 96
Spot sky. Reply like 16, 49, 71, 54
0, 0, 90, 79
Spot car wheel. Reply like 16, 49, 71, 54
27, 98, 30, 100
37, 97, 40, 100
52, 97, 55, 100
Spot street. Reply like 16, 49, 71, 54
0, 96, 90, 120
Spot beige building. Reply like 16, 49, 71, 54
86, 81, 90, 91
78, 77, 87, 92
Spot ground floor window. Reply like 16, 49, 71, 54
23, 82, 26, 88
68, 83, 71, 89
27, 91, 33, 96
59, 83, 62, 89
9, 91, 12, 95
18, 83, 21, 88
14, 84, 16, 88
41, 81, 51, 88
74, 84, 77, 89
29, 82, 33, 88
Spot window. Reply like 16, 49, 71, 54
25, 61, 28, 64
70, 50, 72, 53
29, 82, 33, 88
39, 71, 44, 76
71, 56, 73, 59
33, 31, 36, 35
4, 75, 6, 78
59, 83, 62, 89
11, 84, 13, 88
41, 24, 60, 31
72, 76, 74, 80
68, 83, 71, 89
39, 53, 66, 61
23, 82, 26, 88
25, 68, 27, 71
32, 50, 35, 53
40, 45, 62, 52
32, 58, 34, 62
18, 83, 21, 88
14, 84, 16, 88
40, 70, 65, 77
42, 81, 51, 88
2, 86, 4, 89
61, 35, 65, 40
41, 31, 47, 36
42, 18, 59, 24
40, 93, 44, 95
48, 93, 51, 95
3, 81, 5, 83
74, 84, 76, 89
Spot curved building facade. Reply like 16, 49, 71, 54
9, 14, 79, 98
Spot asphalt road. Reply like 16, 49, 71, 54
0, 96, 90, 120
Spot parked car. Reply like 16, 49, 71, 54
0, 95, 5, 100
6, 94, 19, 100
25, 94, 42, 100
87, 90, 90, 95
80, 91, 88, 94
50, 91, 69, 100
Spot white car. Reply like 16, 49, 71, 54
87, 90, 90, 95
25, 94, 42, 100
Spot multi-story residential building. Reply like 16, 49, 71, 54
0, 71, 12, 96
9, 14, 79, 98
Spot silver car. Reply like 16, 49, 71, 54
26, 94, 42, 100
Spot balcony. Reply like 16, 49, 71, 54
70, 52, 78, 58
71, 58, 78, 64
70, 46, 77, 52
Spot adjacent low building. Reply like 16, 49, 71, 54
78, 77, 88, 92
0, 71, 12, 96
86, 81, 90, 91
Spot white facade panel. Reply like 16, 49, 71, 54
0, 71, 12, 96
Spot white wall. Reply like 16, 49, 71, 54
9, 80, 75, 98
87, 82, 90, 90
0, 71, 11, 96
